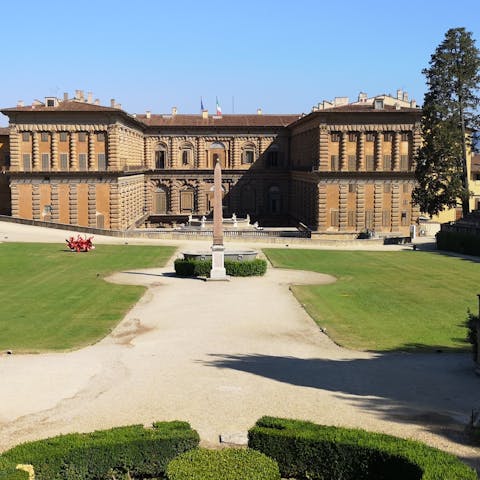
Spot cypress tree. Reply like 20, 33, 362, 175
412, 27, 480, 217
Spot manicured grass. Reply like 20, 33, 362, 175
0, 243, 175, 352
264, 249, 479, 351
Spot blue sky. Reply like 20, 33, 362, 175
0, 0, 479, 125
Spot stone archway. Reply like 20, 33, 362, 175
208, 141, 226, 169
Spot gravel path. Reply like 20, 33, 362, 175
0, 221, 478, 471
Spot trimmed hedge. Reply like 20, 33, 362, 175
436, 230, 480, 256
174, 258, 267, 277
0, 421, 199, 480
166, 447, 280, 480
248, 417, 477, 480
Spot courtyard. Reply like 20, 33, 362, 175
0, 221, 478, 473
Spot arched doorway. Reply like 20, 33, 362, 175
153, 186, 168, 214
208, 141, 226, 169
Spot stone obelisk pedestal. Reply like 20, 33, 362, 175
210, 159, 228, 280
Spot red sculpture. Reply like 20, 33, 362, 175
66, 235, 95, 252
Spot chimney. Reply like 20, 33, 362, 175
358, 92, 368, 102
87, 92, 93, 104
17, 100, 24, 107
146, 110, 151, 119
403, 92, 409, 102
202, 109, 208, 119
63, 92, 68, 101
410, 99, 417, 108
75, 89, 81, 99
257, 108, 263, 115
94, 98, 100, 105
77, 90, 84, 101
397, 89, 403, 100
172, 106, 177, 116
116, 103, 122, 110
110, 98, 115, 108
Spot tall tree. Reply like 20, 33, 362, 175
412, 27, 480, 217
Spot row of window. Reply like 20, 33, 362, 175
344, 183, 411, 193
22, 153, 107, 171
153, 149, 280, 168
330, 132, 410, 142
331, 154, 411, 171
22, 132, 106, 142
330, 210, 411, 227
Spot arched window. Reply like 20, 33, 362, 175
210, 141, 225, 149
242, 143, 256, 164
267, 144, 280, 167
268, 185, 281, 213
180, 142, 194, 166
155, 143, 167, 169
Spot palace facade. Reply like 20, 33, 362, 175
0, 89, 468, 235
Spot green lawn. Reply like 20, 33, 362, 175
0, 243, 175, 352
264, 249, 479, 352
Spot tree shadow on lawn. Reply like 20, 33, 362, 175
203, 352, 480, 462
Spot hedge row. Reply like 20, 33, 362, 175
174, 259, 267, 277
0, 421, 199, 480
248, 416, 477, 480
166, 448, 280, 480
436, 230, 480, 256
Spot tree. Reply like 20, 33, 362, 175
412, 27, 480, 217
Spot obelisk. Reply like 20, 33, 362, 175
210, 159, 227, 280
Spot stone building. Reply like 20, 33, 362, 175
0, 90, 432, 235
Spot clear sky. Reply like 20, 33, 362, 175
0, 0, 479, 125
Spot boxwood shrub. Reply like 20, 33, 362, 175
166, 447, 280, 480
174, 259, 267, 277
0, 421, 199, 480
248, 416, 477, 480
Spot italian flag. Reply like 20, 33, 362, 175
216, 97, 222, 116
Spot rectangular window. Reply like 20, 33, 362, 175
400, 155, 409, 170
382, 210, 391, 226
365, 210, 374, 229
348, 155, 357, 171
22, 132, 30, 142
366, 155, 375, 171
366, 133, 375, 142
348, 133, 357, 142
347, 211, 355, 227
22, 153, 31, 171
97, 132, 105, 142
98, 153, 106, 170
330, 155, 339, 171
78, 132, 87, 142
41, 153, 50, 170
59, 132, 68, 142
401, 132, 409, 142
383, 132, 393, 142
401, 211, 409, 226
78, 153, 87, 171
403, 183, 410, 193
60, 153, 69, 170
243, 150, 254, 164
330, 210, 339, 227
383, 155, 392, 171
348, 183, 356, 193
330, 133, 340, 142
384, 184, 391, 193
41, 132, 49, 142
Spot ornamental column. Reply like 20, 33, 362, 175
50, 184, 59, 223
374, 183, 383, 230
391, 183, 400, 232
356, 183, 365, 231
319, 127, 329, 171
357, 132, 365, 171
339, 183, 348, 230
374, 131, 382, 171
32, 184, 40, 220
51, 132, 59, 171
69, 183, 78, 225
317, 183, 327, 231
69, 132, 78, 171
32, 132, 40, 171
88, 132, 96, 171
339, 131, 347, 171
393, 131, 400, 171
9, 127, 20, 172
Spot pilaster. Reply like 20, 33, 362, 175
32, 184, 40, 220
356, 184, 365, 231
339, 131, 347, 171
374, 183, 383, 229
69, 183, 78, 225
391, 183, 400, 231
339, 183, 348, 230
374, 131, 382, 171
357, 132, 365, 171
10, 183, 19, 216
69, 132, 77, 171
317, 183, 327, 231
88, 183, 96, 226
88, 132, 95, 171
50, 184, 59, 222
319, 127, 329, 171
9, 128, 20, 172
393, 131, 400, 171
51, 132, 59, 171
32, 132, 39, 171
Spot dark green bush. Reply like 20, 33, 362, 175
436, 230, 480, 256
0, 421, 199, 480
174, 258, 267, 277
466, 310, 480, 361
248, 417, 477, 480
166, 447, 280, 480
225, 259, 267, 276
